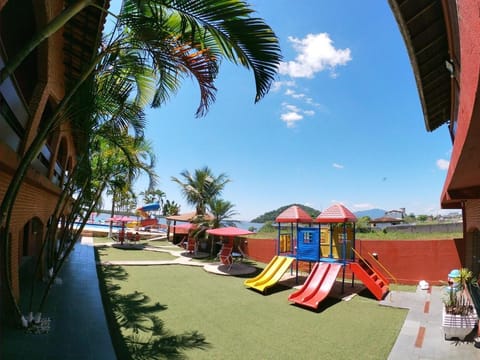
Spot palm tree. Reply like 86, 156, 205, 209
1, 0, 281, 326
1, 0, 282, 225
1, 0, 282, 108
208, 198, 238, 229
162, 199, 181, 240
5, 43, 158, 326
139, 189, 166, 211
1, 0, 281, 254
171, 167, 230, 217
207, 198, 238, 254
162, 200, 181, 217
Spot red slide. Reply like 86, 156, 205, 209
288, 262, 342, 310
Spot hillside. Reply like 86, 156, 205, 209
251, 204, 321, 223
354, 208, 386, 219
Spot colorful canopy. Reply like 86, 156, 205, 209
206, 227, 254, 237
315, 204, 357, 223
275, 205, 313, 223
138, 202, 160, 212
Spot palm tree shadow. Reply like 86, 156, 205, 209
96, 259, 210, 359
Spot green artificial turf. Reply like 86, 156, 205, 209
96, 256, 407, 360
96, 245, 177, 262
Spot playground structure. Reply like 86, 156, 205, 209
135, 202, 161, 229
244, 256, 294, 293
245, 205, 311, 293
244, 204, 390, 310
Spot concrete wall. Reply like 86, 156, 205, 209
385, 223, 462, 233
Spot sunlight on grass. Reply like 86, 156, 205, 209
96, 255, 407, 359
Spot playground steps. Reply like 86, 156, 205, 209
244, 256, 294, 294
349, 261, 389, 300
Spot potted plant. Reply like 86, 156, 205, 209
442, 268, 478, 340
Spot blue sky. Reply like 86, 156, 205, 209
110, 1, 453, 220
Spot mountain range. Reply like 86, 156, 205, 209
353, 208, 386, 219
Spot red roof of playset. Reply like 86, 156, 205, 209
315, 204, 357, 223
275, 205, 313, 223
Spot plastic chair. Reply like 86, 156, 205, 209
178, 236, 187, 249
187, 236, 196, 254
219, 244, 233, 270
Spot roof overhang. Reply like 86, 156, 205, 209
63, 0, 109, 154
388, 0, 456, 132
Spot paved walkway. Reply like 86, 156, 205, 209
100, 241, 257, 275
382, 285, 480, 359
4, 237, 480, 359
1, 237, 116, 360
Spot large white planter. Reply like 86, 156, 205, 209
442, 307, 477, 340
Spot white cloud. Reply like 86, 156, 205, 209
284, 104, 300, 112
285, 88, 306, 99
280, 103, 315, 127
436, 159, 450, 170
332, 163, 344, 169
272, 80, 296, 92
279, 33, 352, 78
285, 89, 321, 109
281, 111, 303, 128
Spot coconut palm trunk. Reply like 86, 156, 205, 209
1, 0, 281, 326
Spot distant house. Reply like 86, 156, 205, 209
369, 209, 405, 230
385, 208, 406, 219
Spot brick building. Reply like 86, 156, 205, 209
389, 0, 480, 273
0, 0, 107, 309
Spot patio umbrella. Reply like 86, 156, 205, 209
206, 227, 255, 264
119, 215, 136, 222
115, 216, 137, 234
206, 227, 254, 248
206, 227, 254, 237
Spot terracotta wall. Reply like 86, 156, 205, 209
0, 162, 61, 297
243, 238, 276, 264
355, 239, 465, 285
243, 237, 466, 285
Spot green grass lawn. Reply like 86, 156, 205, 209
95, 243, 408, 360
96, 244, 177, 262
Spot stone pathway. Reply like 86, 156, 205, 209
93, 238, 256, 275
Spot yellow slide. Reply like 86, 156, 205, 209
244, 256, 294, 294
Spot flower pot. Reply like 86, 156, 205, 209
442, 306, 477, 340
